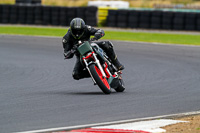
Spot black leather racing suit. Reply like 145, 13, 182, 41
62, 25, 117, 80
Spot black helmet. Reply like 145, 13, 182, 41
70, 18, 85, 39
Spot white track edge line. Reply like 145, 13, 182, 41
15, 111, 200, 133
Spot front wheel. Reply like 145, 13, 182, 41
89, 64, 111, 94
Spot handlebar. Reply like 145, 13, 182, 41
71, 38, 98, 54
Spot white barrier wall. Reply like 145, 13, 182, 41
88, 1, 129, 8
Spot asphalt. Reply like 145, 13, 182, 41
0, 35, 200, 133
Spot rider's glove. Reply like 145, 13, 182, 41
64, 50, 74, 59
94, 32, 102, 40
94, 29, 105, 40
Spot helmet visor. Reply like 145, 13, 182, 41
71, 28, 84, 38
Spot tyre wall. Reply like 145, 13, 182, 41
15, 0, 41, 4
106, 9, 200, 31
0, 4, 98, 26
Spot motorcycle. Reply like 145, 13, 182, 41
68, 39, 125, 94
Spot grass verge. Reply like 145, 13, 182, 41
104, 31, 200, 45
0, 26, 200, 45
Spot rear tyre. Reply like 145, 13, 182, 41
89, 64, 111, 94
115, 78, 125, 92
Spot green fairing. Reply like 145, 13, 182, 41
77, 41, 93, 56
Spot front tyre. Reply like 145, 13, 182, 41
89, 64, 111, 94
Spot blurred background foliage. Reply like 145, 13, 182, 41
1, 0, 200, 8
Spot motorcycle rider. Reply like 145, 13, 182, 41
63, 18, 124, 80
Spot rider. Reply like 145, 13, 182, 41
63, 18, 124, 80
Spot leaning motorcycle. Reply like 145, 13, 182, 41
70, 39, 125, 94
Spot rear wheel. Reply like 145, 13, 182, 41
89, 64, 111, 94
115, 78, 125, 92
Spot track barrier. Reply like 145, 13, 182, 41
0, 4, 98, 26
106, 9, 200, 31
1, 4, 200, 31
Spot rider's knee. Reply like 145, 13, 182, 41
101, 41, 113, 51
72, 71, 81, 80
72, 70, 90, 80
104, 41, 113, 50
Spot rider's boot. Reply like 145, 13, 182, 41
111, 55, 125, 71
106, 48, 125, 71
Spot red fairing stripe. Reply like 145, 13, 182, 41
83, 52, 94, 60
104, 62, 110, 78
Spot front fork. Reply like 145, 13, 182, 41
83, 58, 97, 85
93, 53, 107, 78
83, 52, 108, 85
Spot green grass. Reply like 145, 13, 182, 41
0, 26, 200, 45
0, 26, 66, 37
104, 31, 200, 45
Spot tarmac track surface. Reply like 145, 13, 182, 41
0, 35, 200, 133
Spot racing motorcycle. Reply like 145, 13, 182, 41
69, 39, 125, 94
